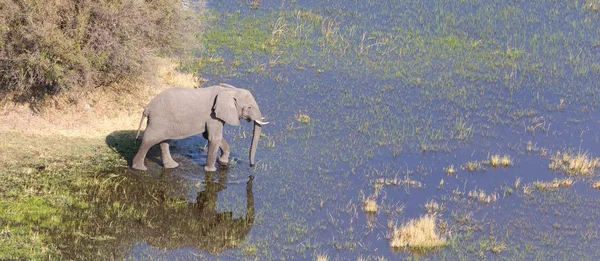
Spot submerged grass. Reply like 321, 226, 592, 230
467, 189, 498, 204
0, 131, 125, 259
529, 178, 575, 192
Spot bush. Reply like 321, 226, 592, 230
0, 0, 200, 103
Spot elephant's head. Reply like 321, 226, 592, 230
214, 87, 268, 167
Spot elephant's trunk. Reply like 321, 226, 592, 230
246, 176, 254, 224
249, 121, 262, 167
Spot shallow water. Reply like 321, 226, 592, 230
114, 0, 600, 259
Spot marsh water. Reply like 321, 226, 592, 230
107, 1, 600, 259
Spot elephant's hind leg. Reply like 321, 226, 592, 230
132, 138, 158, 171
160, 142, 179, 169
218, 138, 231, 165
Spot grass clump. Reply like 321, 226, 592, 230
464, 161, 483, 172
362, 198, 378, 213
532, 178, 575, 191
361, 190, 378, 213
390, 215, 447, 252
296, 112, 312, 123
500, 155, 512, 167
316, 253, 329, 261
489, 154, 512, 168
376, 177, 422, 188
490, 155, 501, 167
444, 165, 457, 176
425, 199, 443, 214
549, 151, 600, 176
467, 189, 498, 204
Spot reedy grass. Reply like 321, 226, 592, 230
390, 215, 447, 252
549, 151, 600, 176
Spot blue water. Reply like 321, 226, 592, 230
121, 0, 600, 259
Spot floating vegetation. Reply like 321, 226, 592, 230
514, 177, 522, 189
488, 154, 512, 168
425, 199, 443, 214
532, 178, 575, 191
526, 141, 536, 152
444, 165, 457, 176
549, 151, 600, 176
500, 155, 513, 167
296, 112, 311, 124
376, 177, 422, 188
464, 161, 484, 172
390, 215, 447, 252
362, 198, 378, 213
467, 189, 498, 204
490, 155, 501, 167
316, 253, 329, 261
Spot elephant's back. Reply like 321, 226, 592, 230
146, 87, 211, 122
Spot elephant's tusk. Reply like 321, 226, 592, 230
255, 120, 269, 125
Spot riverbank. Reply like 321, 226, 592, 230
0, 58, 201, 259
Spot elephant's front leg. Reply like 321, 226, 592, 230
203, 130, 230, 165
159, 142, 179, 169
205, 137, 220, 172
218, 138, 231, 165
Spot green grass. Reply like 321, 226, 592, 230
0, 131, 132, 259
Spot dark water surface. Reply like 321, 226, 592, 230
125, 0, 600, 259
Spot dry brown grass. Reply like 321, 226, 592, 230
444, 165, 457, 176
0, 58, 202, 138
361, 190, 378, 213
390, 215, 447, 251
424, 199, 442, 214
464, 161, 483, 172
533, 178, 575, 190
316, 254, 328, 261
467, 189, 498, 204
549, 151, 600, 176
489, 154, 512, 168
376, 177, 423, 188
490, 155, 501, 167
500, 155, 512, 167
295, 112, 311, 123
362, 198, 378, 213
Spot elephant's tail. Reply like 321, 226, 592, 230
135, 109, 149, 140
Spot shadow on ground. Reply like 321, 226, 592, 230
106, 130, 166, 168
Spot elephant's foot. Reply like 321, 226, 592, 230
204, 165, 217, 172
163, 161, 179, 169
217, 156, 229, 166
131, 163, 147, 171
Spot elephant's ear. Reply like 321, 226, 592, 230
214, 91, 240, 126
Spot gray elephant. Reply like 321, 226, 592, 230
132, 83, 268, 171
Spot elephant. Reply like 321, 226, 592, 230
131, 83, 268, 172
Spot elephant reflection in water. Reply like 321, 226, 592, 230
140, 171, 255, 254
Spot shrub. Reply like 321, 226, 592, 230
0, 0, 200, 103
